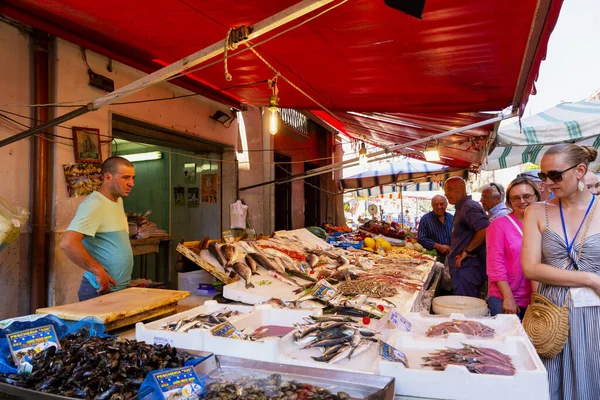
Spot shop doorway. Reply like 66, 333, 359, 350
304, 162, 321, 227
111, 114, 224, 286
274, 153, 292, 231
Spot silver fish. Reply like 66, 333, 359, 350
349, 340, 372, 359
231, 262, 255, 289
245, 254, 259, 275
208, 242, 227, 267
328, 345, 353, 364
221, 244, 239, 265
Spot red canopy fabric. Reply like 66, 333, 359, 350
1, 0, 562, 114
1, 0, 563, 169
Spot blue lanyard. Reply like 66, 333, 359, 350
559, 196, 595, 269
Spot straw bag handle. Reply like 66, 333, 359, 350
573, 196, 599, 269
531, 292, 570, 308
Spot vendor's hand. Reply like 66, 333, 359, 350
96, 270, 117, 294
455, 251, 467, 269
502, 297, 519, 314
435, 244, 451, 254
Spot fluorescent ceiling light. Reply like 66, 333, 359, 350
423, 150, 441, 162
121, 151, 162, 162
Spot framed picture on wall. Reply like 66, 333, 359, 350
184, 163, 196, 184
72, 127, 102, 163
173, 186, 185, 207
187, 187, 200, 208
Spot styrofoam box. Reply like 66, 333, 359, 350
201, 305, 321, 362
404, 312, 528, 340
136, 302, 321, 363
378, 333, 549, 400
278, 328, 382, 375
135, 300, 253, 348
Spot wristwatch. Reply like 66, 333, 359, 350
462, 247, 474, 256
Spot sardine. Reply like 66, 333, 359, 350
221, 244, 239, 265
349, 340, 372, 359
328, 345, 353, 364
245, 254, 259, 275
247, 253, 286, 275
231, 262, 255, 289
208, 242, 227, 267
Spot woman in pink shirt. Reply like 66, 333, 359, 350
486, 176, 541, 319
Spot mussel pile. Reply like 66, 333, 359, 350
0, 330, 195, 399
202, 373, 351, 400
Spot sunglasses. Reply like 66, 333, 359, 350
537, 164, 579, 183
509, 193, 536, 203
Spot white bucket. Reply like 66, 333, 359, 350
432, 295, 489, 317
177, 270, 215, 294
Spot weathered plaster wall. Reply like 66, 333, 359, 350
0, 23, 32, 319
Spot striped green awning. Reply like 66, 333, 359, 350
485, 101, 600, 170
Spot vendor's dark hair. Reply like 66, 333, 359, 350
101, 156, 133, 176
505, 177, 541, 209
544, 144, 598, 167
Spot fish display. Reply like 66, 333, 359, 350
247, 252, 286, 275
231, 261, 255, 289
202, 374, 351, 399
422, 344, 516, 376
337, 281, 397, 298
425, 320, 495, 338
0, 331, 195, 398
306, 253, 319, 268
208, 242, 227, 267
293, 316, 379, 364
161, 308, 242, 332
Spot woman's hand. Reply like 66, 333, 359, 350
502, 297, 519, 314
586, 272, 600, 297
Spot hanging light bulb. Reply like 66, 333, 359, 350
359, 142, 368, 166
424, 139, 441, 162
268, 95, 279, 135
268, 76, 279, 135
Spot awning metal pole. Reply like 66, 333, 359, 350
0, 0, 335, 148
240, 112, 513, 191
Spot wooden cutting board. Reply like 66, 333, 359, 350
36, 288, 190, 331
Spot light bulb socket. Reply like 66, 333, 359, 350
268, 95, 279, 112
358, 142, 367, 157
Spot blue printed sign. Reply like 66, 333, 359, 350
7, 325, 60, 367
152, 366, 203, 399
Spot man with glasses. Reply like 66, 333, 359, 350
584, 170, 600, 195
480, 183, 510, 221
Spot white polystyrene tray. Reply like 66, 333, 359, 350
136, 302, 320, 363
378, 333, 548, 400
135, 300, 253, 347
404, 312, 528, 340
201, 305, 321, 362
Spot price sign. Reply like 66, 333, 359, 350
7, 325, 60, 372
152, 366, 203, 399
222, 230, 234, 244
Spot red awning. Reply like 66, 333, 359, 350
1, 0, 562, 114
0, 0, 563, 168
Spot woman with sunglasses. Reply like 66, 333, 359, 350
486, 177, 540, 319
522, 144, 600, 400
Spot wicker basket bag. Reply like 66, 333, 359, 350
522, 293, 570, 358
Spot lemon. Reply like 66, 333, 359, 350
364, 237, 376, 249
380, 240, 392, 252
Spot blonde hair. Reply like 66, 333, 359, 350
544, 144, 598, 167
